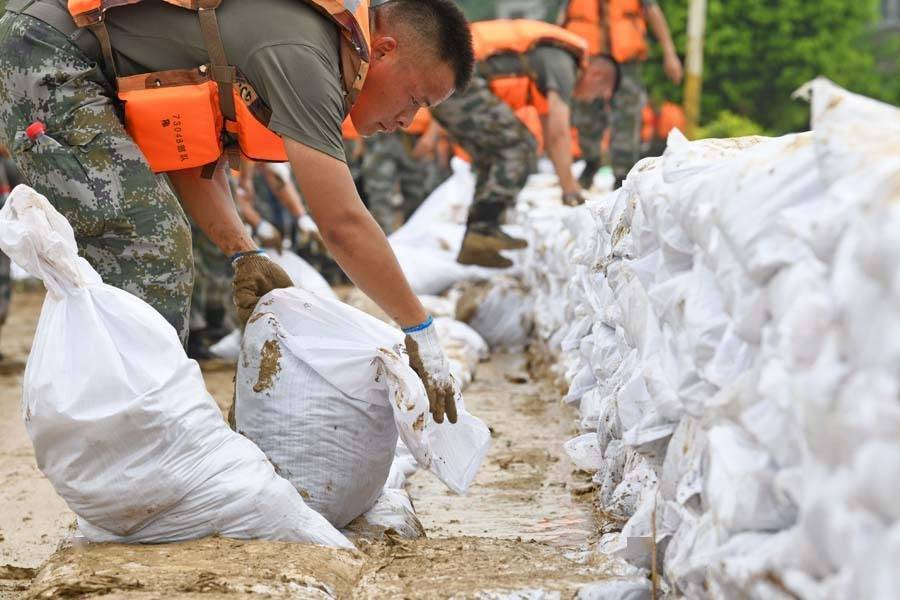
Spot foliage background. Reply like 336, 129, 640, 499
0, 0, 893, 135
459, 0, 899, 135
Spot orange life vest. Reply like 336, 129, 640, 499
403, 109, 432, 136
67, 0, 371, 173
641, 104, 655, 143
341, 116, 361, 141
471, 20, 588, 116
559, 0, 648, 63
655, 101, 686, 140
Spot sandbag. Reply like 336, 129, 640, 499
235, 287, 491, 528
267, 250, 337, 300
0, 186, 350, 548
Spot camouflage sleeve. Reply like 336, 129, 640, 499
530, 46, 579, 106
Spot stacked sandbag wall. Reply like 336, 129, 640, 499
512, 79, 900, 598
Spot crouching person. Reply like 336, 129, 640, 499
0, 0, 473, 421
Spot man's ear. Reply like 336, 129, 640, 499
370, 35, 398, 61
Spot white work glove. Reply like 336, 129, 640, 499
297, 214, 318, 233
403, 316, 459, 424
254, 219, 282, 249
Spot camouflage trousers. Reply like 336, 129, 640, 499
0, 12, 194, 343
432, 75, 537, 228
362, 131, 437, 234
572, 61, 647, 183
189, 222, 234, 332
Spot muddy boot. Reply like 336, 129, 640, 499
457, 227, 527, 269
458, 202, 526, 268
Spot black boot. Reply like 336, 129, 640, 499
203, 306, 229, 344
187, 329, 216, 361
578, 159, 601, 190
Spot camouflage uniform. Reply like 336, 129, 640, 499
0, 11, 194, 343
343, 138, 368, 205
573, 61, 646, 186
362, 131, 437, 234
189, 222, 234, 333
344, 139, 363, 183
431, 75, 537, 230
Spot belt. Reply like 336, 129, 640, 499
5, 0, 100, 63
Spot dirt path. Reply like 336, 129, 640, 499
1, 290, 621, 598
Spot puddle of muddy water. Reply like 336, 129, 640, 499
408, 353, 598, 550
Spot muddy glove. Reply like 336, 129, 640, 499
232, 250, 294, 326
297, 214, 324, 245
562, 190, 586, 207
253, 219, 282, 250
404, 316, 459, 424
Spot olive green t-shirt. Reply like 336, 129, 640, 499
53, 0, 347, 162
481, 45, 579, 106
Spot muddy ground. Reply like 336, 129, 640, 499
0, 289, 625, 598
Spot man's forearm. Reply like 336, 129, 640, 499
168, 164, 256, 256
646, 5, 677, 56
261, 165, 306, 218
543, 94, 579, 194
284, 139, 427, 328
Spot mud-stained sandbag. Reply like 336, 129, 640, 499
208, 251, 336, 362
0, 186, 351, 548
235, 287, 491, 528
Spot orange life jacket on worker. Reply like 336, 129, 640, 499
655, 101, 686, 140
341, 116, 361, 141
471, 20, 588, 117
66, 0, 372, 173
559, 0, 648, 64
402, 109, 432, 136
641, 104, 655, 143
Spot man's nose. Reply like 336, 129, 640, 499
396, 106, 418, 129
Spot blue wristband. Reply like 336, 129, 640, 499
230, 249, 266, 264
402, 315, 433, 334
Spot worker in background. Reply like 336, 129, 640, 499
341, 117, 368, 205
644, 100, 686, 158
433, 19, 618, 269
363, 109, 444, 234
0, 0, 474, 424
559, 0, 683, 189
187, 223, 235, 360
0, 145, 22, 362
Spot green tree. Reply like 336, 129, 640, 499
644, 0, 894, 134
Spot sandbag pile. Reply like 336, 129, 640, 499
514, 79, 900, 598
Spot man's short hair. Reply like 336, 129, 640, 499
378, 0, 475, 91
